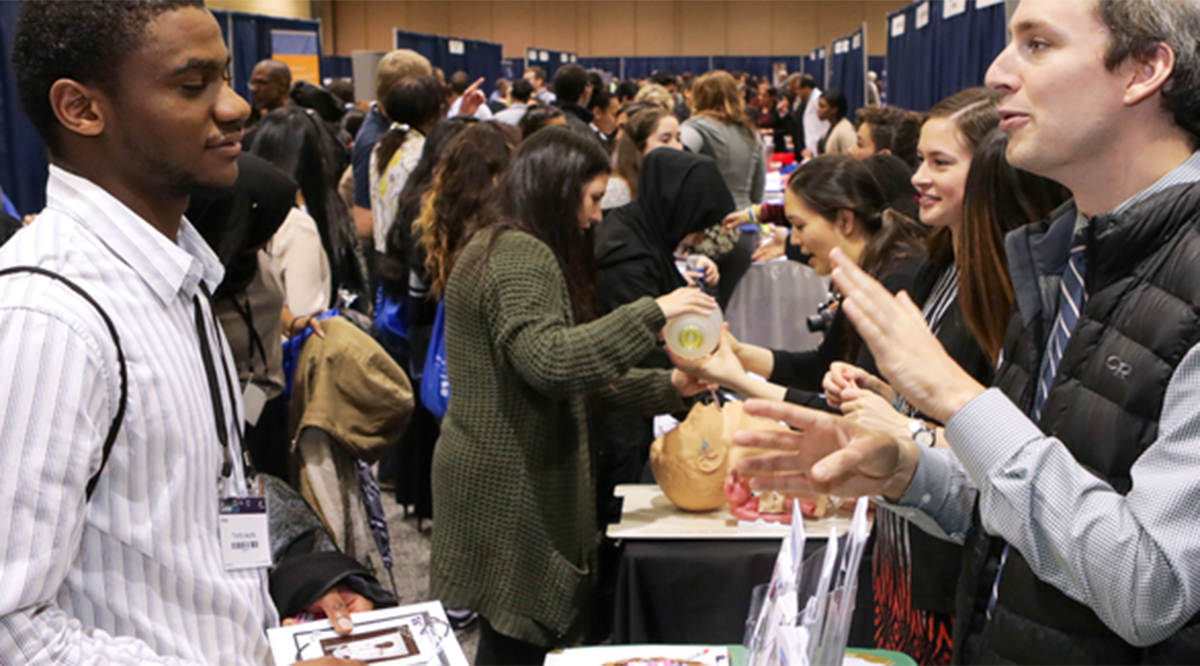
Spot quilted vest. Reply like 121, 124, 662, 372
955, 183, 1200, 664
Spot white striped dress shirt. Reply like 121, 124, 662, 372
0, 166, 276, 664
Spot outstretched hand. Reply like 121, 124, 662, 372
732, 398, 920, 501
829, 248, 985, 423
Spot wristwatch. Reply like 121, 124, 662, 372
908, 420, 936, 447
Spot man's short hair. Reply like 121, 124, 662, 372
255, 59, 291, 88
525, 66, 547, 84
554, 64, 589, 105
1097, 0, 1200, 145
449, 70, 471, 95
588, 84, 613, 115
798, 74, 817, 90
615, 79, 640, 103
650, 70, 678, 89
13, 0, 205, 154
375, 49, 432, 102
854, 105, 923, 169
510, 77, 534, 103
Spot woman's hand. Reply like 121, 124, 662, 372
751, 226, 789, 262
839, 385, 911, 442
685, 255, 721, 287
671, 368, 718, 398
822, 361, 894, 409
722, 209, 752, 233
668, 329, 749, 389
830, 248, 985, 424
655, 287, 716, 320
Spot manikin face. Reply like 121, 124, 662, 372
578, 174, 609, 231
643, 115, 683, 154
912, 118, 972, 232
785, 188, 853, 276
101, 6, 249, 196
984, 0, 1130, 181
849, 122, 878, 160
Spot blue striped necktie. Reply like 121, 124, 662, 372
990, 227, 1090, 621
1033, 227, 1089, 422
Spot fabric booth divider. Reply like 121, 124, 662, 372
886, 0, 1007, 112
827, 25, 867, 122
395, 29, 504, 97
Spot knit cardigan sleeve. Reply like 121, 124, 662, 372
594, 367, 685, 415
484, 232, 668, 398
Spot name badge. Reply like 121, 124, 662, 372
219, 495, 272, 570
243, 383, 268, 427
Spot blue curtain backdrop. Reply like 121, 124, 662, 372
710, 57, 804, 85
394, 29, 504, 96
887, 0, 1006, 112
577, 58, 623, 79
524, 47, 577, 81
621, 57, 712, 80
321, 56, 353, 83
0, 0, 47, 214
804, 47, 826, 90
827, 27, 866, 121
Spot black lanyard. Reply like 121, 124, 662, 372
194, 282, 252, 481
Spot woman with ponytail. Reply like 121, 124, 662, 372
368, 75, 444, 256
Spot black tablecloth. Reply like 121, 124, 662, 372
613, 540, 779, 645
612, 537, 876, 647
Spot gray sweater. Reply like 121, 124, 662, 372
680, 114, 766, 210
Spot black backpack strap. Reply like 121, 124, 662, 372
0, 266, 128, 501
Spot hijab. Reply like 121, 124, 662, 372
595, 147, 735, 300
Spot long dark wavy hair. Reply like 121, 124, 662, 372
468, 127, 612, 324
415, 122, 520, 299
959, 129, 1068, 362
248, 105, 365, 305
378, 118, 476, 299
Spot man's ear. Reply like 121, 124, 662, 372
1125, 42, 1175, 107
49, 79, 106, 140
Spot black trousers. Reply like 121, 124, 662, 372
475, 617, 549, 666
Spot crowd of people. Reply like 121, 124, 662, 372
3, 0, 1200, 665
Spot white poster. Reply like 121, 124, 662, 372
891, 14, 906, 37
447, 39, 464, 55
916, 1, 931, 29
852, 33, 861, 50
526, 48, 536, 62
944, 0, 967, 19
976, 0, 1005, 7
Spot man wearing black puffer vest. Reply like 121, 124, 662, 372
724, 0, 1200, 664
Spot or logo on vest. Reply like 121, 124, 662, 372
1106, 355, 1132, 380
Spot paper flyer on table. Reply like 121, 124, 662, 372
267, 601, 468, 666
544, 645, 730, 666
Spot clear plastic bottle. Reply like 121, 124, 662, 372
664, 308, 724, 360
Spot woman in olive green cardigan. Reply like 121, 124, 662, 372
430, 128, 716, 664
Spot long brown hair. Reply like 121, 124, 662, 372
922, 87, 1002, 268
959, 130, 1069, 361
468, 127, 612, 324
690, 70, 758, 144
613, 107, 671, 200
415, 122, 520, 298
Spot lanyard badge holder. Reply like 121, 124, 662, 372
195, 284, 272, 571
